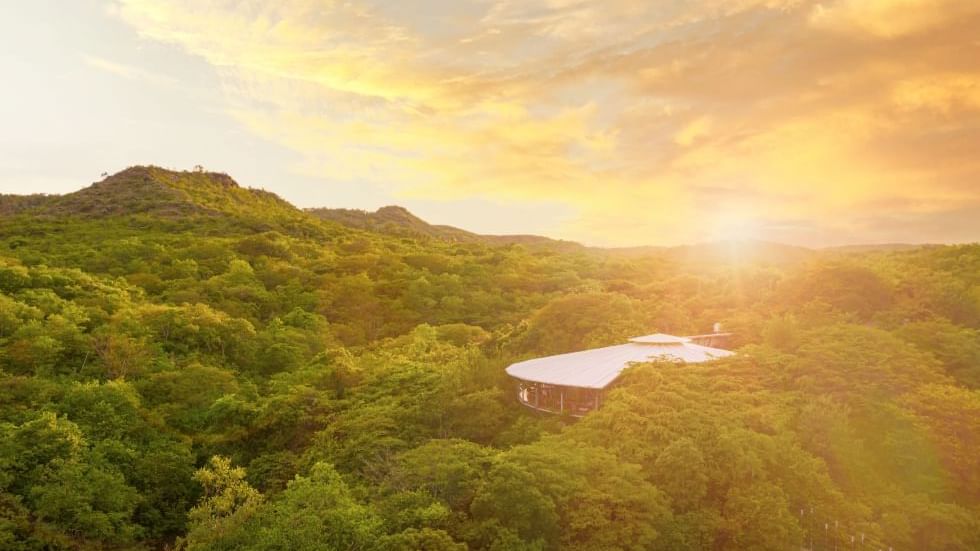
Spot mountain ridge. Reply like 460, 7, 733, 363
0, 166, 929, 256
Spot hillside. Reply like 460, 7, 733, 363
1, 167, 923, 261
308, 205, 585, 251
1, 168, 584, 251
1, 166, 294, 217
0, 167, 978, 551
307, 205, 478, 241
824, 243, 929, 253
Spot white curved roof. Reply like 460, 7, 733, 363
629, 333, 691, 344
505, 334, 734, 389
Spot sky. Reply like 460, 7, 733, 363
1, 0, 978, 247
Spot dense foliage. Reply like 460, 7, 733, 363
0, 167, 978, 550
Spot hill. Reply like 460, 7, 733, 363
0, 166, 305, 222
307, 205, 585, 251
0, 166, 338, 241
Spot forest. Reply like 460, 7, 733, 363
0, 167, 978, 550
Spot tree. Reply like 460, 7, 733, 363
511, 292, 648, 355
720, 482, 801, 551
379, 528, 466, 551
28, 457, 141, 544
499, 441, 671, 551
387, 439, 494, 511
653, 437, 709, 511
901, 385, 980, 501
246, 463, 383, 550
179, 456, 264, 551
897, 319, 980, 388
470, 462, 557, 548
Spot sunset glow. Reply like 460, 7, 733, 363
2, 0, 979, 246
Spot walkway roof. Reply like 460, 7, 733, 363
505, 334, 734, 389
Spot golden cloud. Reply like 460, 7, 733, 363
112, 0, 980, 246
808, 0, 980, 38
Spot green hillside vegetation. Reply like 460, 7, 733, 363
0, 167, 978, 550
307, 205, 585, 252
307, 205, 483, 242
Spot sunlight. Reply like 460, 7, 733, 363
0, 2, 977, 549
710, 210, 763, 244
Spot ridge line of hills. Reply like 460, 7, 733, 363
0, 165, 926, 259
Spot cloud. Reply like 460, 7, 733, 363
110, 0, 980, 246
82, 53, 177, 86
674, 116, 713, 147
808, 0, 980, 38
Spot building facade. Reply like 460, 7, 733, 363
505, 333, 733, 416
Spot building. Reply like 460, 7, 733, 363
505, 333, 734, 416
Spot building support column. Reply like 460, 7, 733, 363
560, 389, 564, 414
